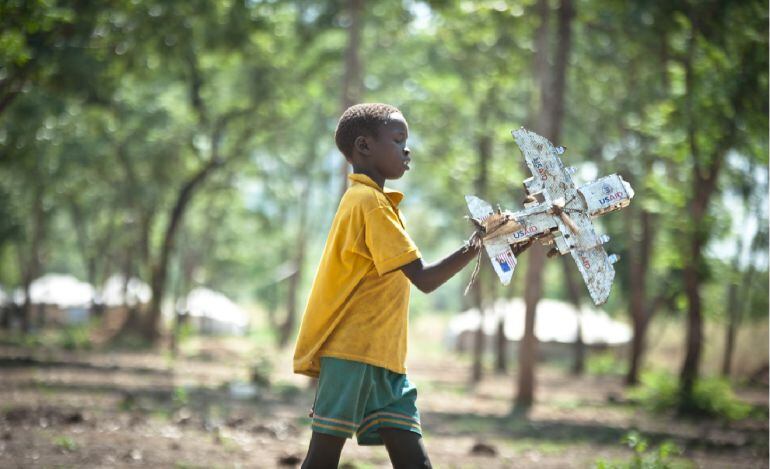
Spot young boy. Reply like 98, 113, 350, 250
293, 103, 526, 468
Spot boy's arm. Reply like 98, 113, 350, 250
401, 237, 532, 293
400, 242, 481, 294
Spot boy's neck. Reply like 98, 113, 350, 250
352, 167, 385, 190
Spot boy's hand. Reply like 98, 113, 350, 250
511, 238, 534, 256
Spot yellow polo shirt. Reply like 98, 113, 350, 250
293, 173, 421, 377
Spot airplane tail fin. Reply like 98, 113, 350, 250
485, 241, 517, 285
465, 195, 518, 285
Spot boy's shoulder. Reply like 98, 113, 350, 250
342, 180, 393, 213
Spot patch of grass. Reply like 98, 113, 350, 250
418, 379, 467, 396
273, 381, 303, 400
594, 431, 693, 469
586, 351, 626, 377
249, 352, 273, 388
503, 437, 573, 455
174, 463, 210, 469
553, 399, 581, 410
53, 435, 77, 452
36, 381, 56, 397
450, 415, 499, 434
0, 332, 44, 348
340, 462, 376, 469
150, 408, 172, 421
216, 433, 240, 452
104, 332, 152, 351
59, 324, 93, 351
173, 386, 189, 408
629, 371, 752, 420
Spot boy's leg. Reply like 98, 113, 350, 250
301, 431, 346, 469
379, 427, 432, 469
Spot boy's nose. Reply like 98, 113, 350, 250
404, 147, 411, 157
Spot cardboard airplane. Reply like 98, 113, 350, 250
466, 128, 634, 306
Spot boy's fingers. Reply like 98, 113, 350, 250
510, 238, 533, 256
546, 247, 560, 258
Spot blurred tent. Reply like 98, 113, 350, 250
12, 274, 95, 325
178, 287, 250, 336
448, 298, 632, 359
100, 275, 151, 307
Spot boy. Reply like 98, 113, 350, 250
293, 103, 527, 468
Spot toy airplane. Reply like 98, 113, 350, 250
466, 128, 634, 305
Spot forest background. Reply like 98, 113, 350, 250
0, 1, 768, 468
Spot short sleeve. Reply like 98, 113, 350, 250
364, 206, 421, 275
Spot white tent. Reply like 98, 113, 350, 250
100, 275, 151, 307
182, 287, 249, 336
11, 274, 95, 325
14, 274, 95, 308
448, 297, 631, 346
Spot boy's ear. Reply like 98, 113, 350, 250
353, 135, 370, 155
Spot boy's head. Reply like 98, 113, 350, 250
334, 103, 411, 181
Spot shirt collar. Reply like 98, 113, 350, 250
348, 173, 404, 206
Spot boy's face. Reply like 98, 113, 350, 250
369, 112, 411, 180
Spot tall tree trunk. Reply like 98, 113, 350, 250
626, 206, 653, 385
471, 132, 492, 383
144, 157, 222, 341
470, 276, 485, 383
721, 279, 739, 377
677, 6, 746, 406
279, 179, 311, 347
339, 0, 363, 200
722, 229, 759, 376
561, 257, 584, 375
19, 188, 46, 333
495, 317, 507, 374
515, 244, 545, 411
515, 0, 574, 414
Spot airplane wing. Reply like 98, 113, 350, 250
465, 195, 494, 222
512, 128, 576, 197
570, 246, 616, 305
465, 195, 518, 285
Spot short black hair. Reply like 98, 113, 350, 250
334, 103, 401, 160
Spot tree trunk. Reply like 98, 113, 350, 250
144, 157, 222, 341
721, 280, 739, 377
515, 0, 574, 415
677, 7, 741, 407
626, 206, 653, 385
0, 303, 9, 330
680, 233, 704, 405
561, 257, 584, 375
516, 244, 545, 411
470, 279, 485, 383
722, 228, 759, 376
495, 318, 507, 374
18, 188, 46, 333
20, 277, 32, 333
471, 131, 492, 384
279, 179, 311, 348
338, 0, 363, 200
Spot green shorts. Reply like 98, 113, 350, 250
310, 357, 422, 446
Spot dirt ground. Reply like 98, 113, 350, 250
0, 324, 767, 469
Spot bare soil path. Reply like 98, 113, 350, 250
0, 336, 766, 469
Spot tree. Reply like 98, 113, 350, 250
515, 0, 575, 414
675, 1, 767, 408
